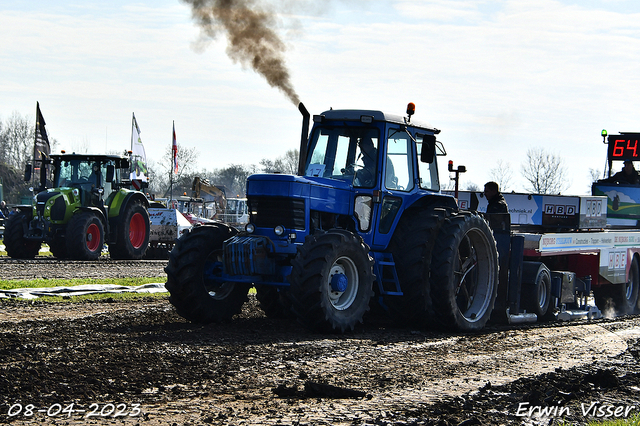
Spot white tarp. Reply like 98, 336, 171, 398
0, 283, 166, 299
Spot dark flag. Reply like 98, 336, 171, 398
33, 102, 51, 189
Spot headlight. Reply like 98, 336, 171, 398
274, 225, 285, 236
245, 223, 255, 233
354, 195, 373, 232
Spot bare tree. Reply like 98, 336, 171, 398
210, 164, 258, 197
465, 182, 480, 191
155, 143, 200, 198
588, 167, 601, 192
489, 160, 513, 192
281, 149, 299, 174
260, 149, 299, 174
521, 147, 569, 194
1, 111, 33, 171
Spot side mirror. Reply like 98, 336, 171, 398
24, 164, 32, 182
420, 135, 436, 163
106, 165, 115, 182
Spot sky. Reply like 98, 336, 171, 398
2, 0, 640, 195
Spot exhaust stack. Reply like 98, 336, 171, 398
297, 102, 310, 176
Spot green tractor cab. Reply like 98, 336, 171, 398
4, 153, 149, 260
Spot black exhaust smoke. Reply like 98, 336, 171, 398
182, 0, 300, 105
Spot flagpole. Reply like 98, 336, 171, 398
170, 121, 174, 204
131, 113, 135, 183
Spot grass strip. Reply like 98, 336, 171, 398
0, 277, 165, 290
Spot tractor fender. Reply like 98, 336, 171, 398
380, 193, 457, 248
74, 206, 108, 231
107, 190, 149, 218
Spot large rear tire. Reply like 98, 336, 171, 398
383, 209, 443, 328
109, 201, 150, 260
165, 224, 250, 323
66, 212, 104, 260
3, 211, 40, 259
430, 213, 498, 331
288, 229, 374, 333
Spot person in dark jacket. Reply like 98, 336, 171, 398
484, 181, 508, 213
484, 181, 510, 232
609, 160, 639, 185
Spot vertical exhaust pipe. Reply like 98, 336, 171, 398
297, 102, 310, 176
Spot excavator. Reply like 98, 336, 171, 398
192, 176, 227, 219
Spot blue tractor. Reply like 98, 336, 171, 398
165, 103, 498, 332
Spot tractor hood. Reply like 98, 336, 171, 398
34, 188, 77, 223
247, 173, 352, 216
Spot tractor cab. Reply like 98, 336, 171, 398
298, 105, 452, 249
51, 154, 130, 207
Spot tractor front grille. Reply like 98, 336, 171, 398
50, 196, 66, 221
248, 196, 305, 230
35, 192, 57, 218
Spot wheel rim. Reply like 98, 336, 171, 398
203, 251, 234, 300
326, 256, 358, 311
85, 223, 101, 252
453, 228, 494, 323
537, 276, 549, 309
625, 259, 638, 305
128, 212, 146, 249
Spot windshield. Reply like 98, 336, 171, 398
55, 159, 114, 194
305, 126, 380, 188
56, 160, 98, 186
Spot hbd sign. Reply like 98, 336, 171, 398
544, 204, 576, 216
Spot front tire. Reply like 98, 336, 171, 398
109, 201, 150, 260
430, 213, 498, 331
66, 212, 104, 260
288, 229, 374, 333
165, 224, 250, 323
3, 211, 40, 259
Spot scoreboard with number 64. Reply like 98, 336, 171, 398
607, 133, 640, 161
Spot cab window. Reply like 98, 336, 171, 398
416, 134, 440, 192
385, 129, 414, 191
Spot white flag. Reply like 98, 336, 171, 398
130, 113, 148, 187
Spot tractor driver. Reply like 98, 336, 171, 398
355, 137, 378, 187
355, 136, 398, 189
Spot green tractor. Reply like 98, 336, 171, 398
4, 153, 150, 260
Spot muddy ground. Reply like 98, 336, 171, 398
0, 258, 639, 425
